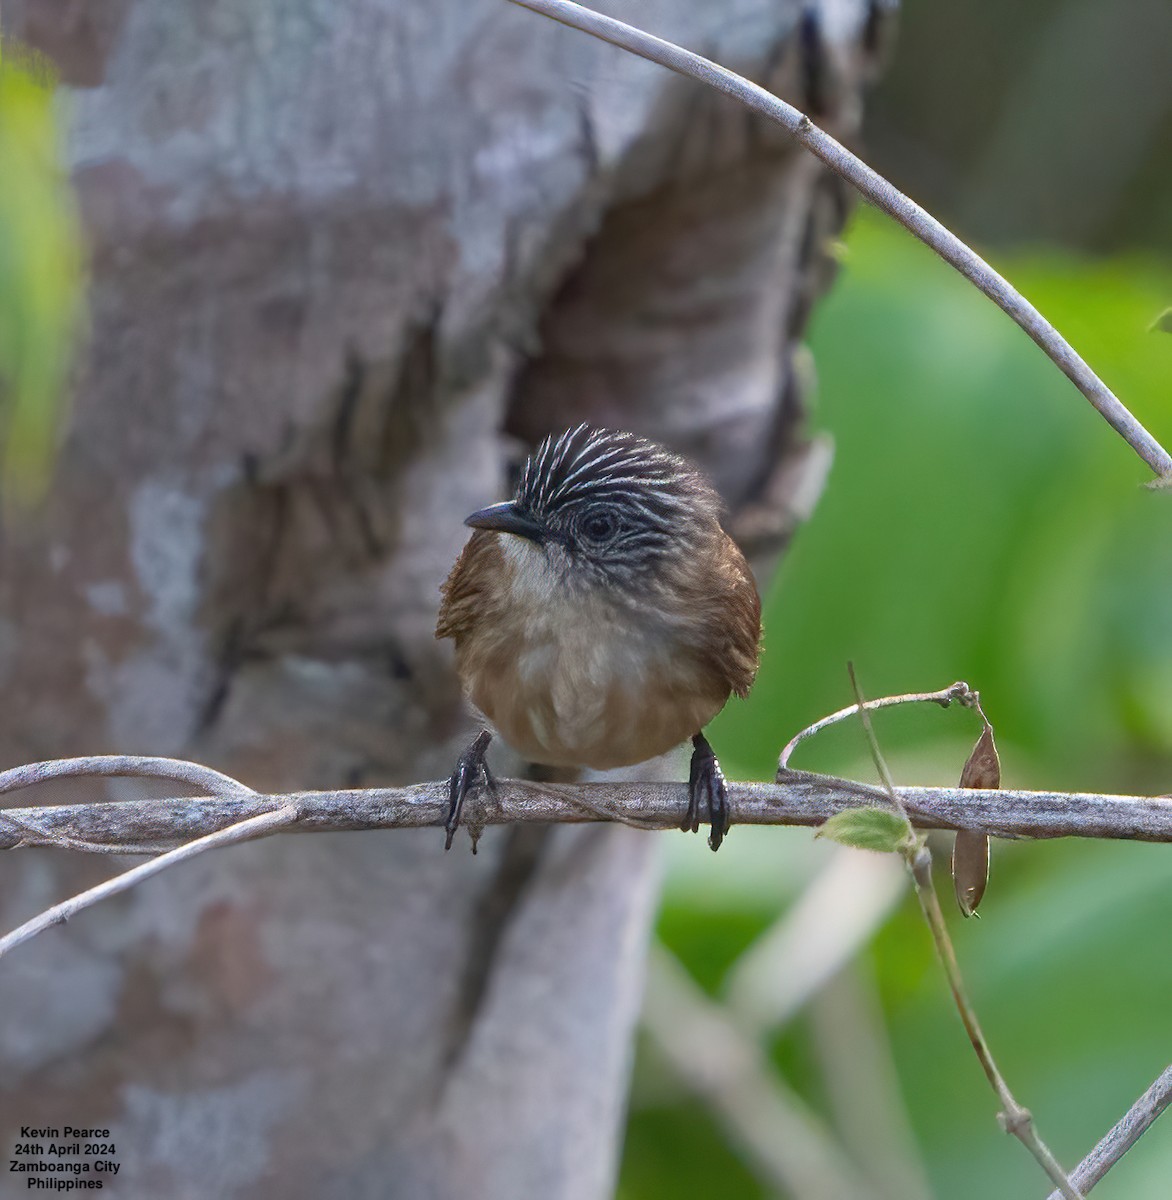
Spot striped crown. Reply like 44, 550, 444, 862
515, 426, 716, 526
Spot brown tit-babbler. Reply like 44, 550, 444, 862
435, 425, 762, 851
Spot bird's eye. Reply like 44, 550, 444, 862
580, 511, 617, 543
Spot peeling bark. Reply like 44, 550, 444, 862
1, 1, 879, 1195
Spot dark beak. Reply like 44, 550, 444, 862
465, 501, 546, 544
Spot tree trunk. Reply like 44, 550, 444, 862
1, 1, 881, 1195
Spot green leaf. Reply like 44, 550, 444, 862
817, 806, 910, 853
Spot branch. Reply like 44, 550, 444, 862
505, 0, 1172, 481
3, 754, 1169, 1005
3, 770, 1172, 852
1047, 1065, 1172, 1199
1, 760, 1167, 1194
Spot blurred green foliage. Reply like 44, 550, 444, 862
620, 210, 1172, 1199
0, 40, 83, 505
735, 213, 1172, 792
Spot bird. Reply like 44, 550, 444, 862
435, 425, 762, 851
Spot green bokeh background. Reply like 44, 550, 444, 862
620, 211, 1172, 1198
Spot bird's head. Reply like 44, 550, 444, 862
464, 426, 723, 595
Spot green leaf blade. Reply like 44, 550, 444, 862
817, 806, 911, 853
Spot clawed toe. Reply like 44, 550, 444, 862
445, 729, 494, 852
688, 732, 731, 852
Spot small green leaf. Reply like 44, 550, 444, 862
817, 806, 910, 853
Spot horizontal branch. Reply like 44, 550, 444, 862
3, 770, 1171, 853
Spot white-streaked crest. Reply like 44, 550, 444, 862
515, 425, 715, 526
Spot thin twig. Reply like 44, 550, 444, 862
846, 668, 1082, 1200
847, 666, 912, 822
0, 755, 255, 799
0, 805, 300, 964
778, 680, 977, 771
1047, 1065, 1172, 1199
505, 0, 1172, 480
3, 774, 1172, 850
906, 850, 1080, 1199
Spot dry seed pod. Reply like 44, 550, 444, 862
953, 723, 999, 916
960, 723, 1000, 791
953, 830, 991, 917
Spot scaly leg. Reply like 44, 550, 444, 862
445, 729, 495, 852
686, 732, 730, 852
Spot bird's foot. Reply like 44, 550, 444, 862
445, 729, 495, 852
685, 732, 730, 852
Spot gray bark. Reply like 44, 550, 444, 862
1, 1, 879, 1196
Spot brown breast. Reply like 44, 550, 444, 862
436, 528, 761, 769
